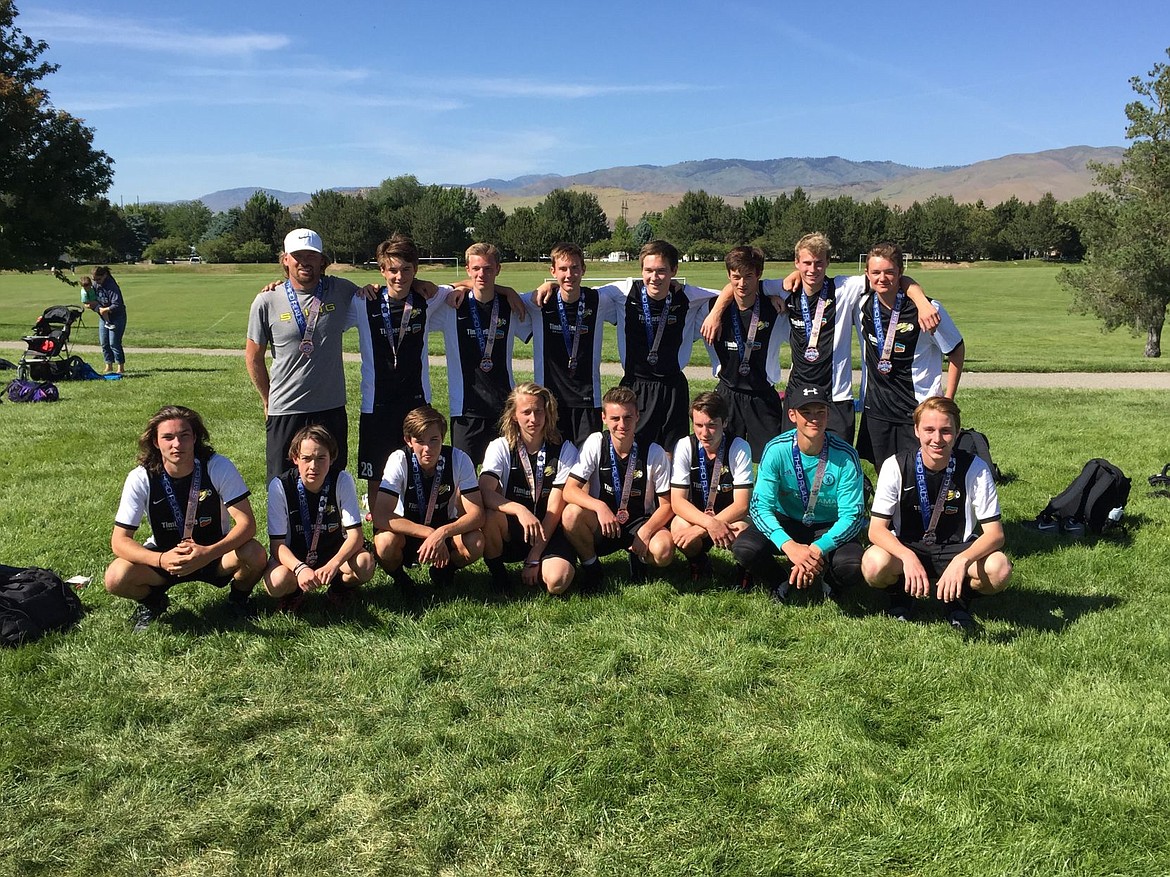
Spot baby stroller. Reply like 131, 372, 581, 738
18, 305, 85, 381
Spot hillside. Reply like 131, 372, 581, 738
196, 146, 1123, 216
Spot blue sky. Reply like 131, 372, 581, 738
21, 0, 1169, 204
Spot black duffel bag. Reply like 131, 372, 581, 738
0, 565, 83, 646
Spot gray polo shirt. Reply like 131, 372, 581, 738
247, 276, 361, 416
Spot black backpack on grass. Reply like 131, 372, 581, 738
1038, 459, 1131, 534
0, 566, 82, 647
956, 428, 1001, 482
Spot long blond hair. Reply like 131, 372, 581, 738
498, 383, 562, 448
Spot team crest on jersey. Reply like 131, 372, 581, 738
893, 342, 907, 354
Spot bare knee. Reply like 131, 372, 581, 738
861, 545, 900, 587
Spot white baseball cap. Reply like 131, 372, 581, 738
283, 228, 324, 255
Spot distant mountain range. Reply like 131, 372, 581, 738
196, 146, 1122, 217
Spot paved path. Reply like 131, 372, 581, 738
3, 342, 1168, 389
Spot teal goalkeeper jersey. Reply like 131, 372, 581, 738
749, 429, 866, 553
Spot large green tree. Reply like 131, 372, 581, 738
1060, 49, 1170, 357
533, 189, 609, 252
0, 1, 113, 269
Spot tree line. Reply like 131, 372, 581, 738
70, 179, 1084, 269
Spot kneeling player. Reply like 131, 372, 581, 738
670, 392, 753, 581
105, 405, 266, 631
731, 383, 865, 601
862, 396, 1012, 629
480, 383, 579, 595
373, 405, 485, 588
264, 425, 375, 612
562, 386, 674, 586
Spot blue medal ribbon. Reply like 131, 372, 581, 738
791, 441, 830, 525
555, 290, 586, 374
161, 459, 202, 541
730, 294, 760, 376
468, 293, 500, 370
607, 436, 639, 520
872, 287, 906, 372
639, 284, 672, 365
915, 450, 956, 544
295, 473, 334, 567
411, 452, 447, 526
285, 279, 324, 353
695, 437, 724, 513
800, 279, 830, 362
379, 289, 415, 369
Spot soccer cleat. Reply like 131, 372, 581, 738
884, 585, 915, 622
429, 565, 455, 588
326, 583, 358, 608
734, 565, 754, 592
769, 581, 790, 604
390, 568, 414, 590
578, 560, 605, 592
276, 590, 306, 614
131, 592, 170, 633
627, 552, 647, 583
1061, 518, 1086, 539
945, 598, 976, 633
688, 553, 713, 583
227, 589, 257, 620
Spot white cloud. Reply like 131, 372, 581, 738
419, 76, 697, 100
23, 10, 288, 57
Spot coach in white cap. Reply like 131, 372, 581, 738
246, 228, 363, 481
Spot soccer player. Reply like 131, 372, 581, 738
429, 242, 527, 464
354, 234, 439, 509
264, 425, 375, 613
701, 232, 939, 443
373, 405, 485, 588
730, 383, 866, 601
855, 242, 964, 467
562, 386, 674, 586
669, 392, 754, 581
104, 406, 266, 632
520, 242, 615, 445
862, 396, 1011, 630
541, 240, 716, 451
702, 246, 789, 460
479, 383, 579, 594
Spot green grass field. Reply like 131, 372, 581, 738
2, 259, 1166, 372
1, 353, 1169, 875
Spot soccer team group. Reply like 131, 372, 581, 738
102, 227, 1012, 632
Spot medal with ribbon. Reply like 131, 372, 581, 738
872, 286, 905, 376
608, 436, 639, 524
555, 290, 586, 376
915, 450, 955, 545
379, 288, 414, 370
696, 437, 724, 515
162, 458, 203, 542
468, 293, 500, 372
730, 294, 761, 376
296, 473, 334, 568
517, 442, 547, 510
800, 280, 830, 363
285, 280, 323, 357
791, 441, 830, 525
411, 452, 447, 527
639, 284, 672, 367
